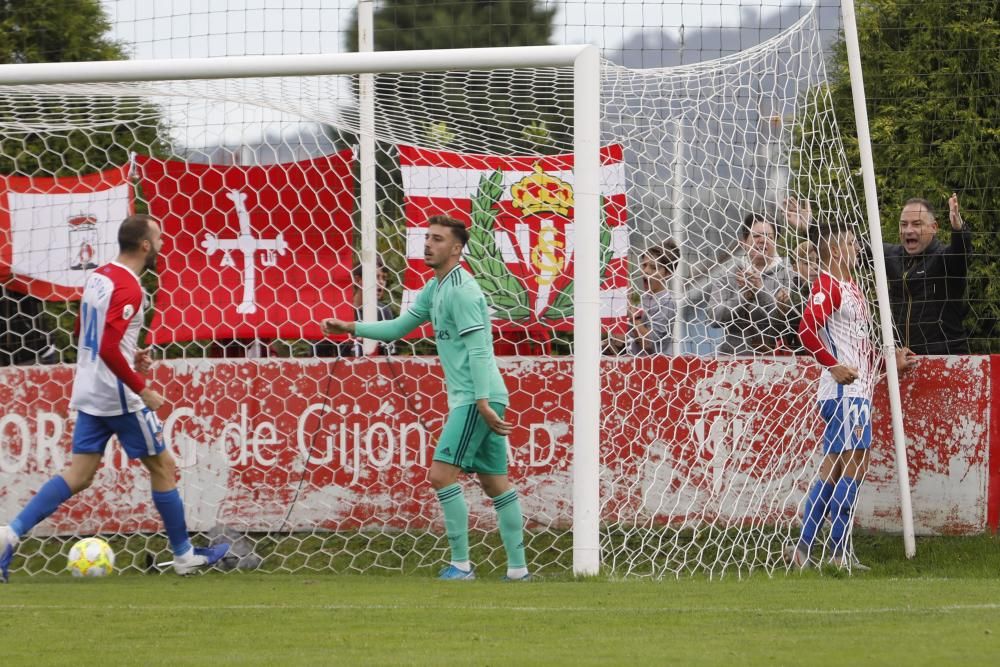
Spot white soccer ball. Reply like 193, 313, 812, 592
67, 537, 116, 578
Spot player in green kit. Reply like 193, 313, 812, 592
321, 215, 530, 581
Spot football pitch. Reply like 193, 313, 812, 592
3, 536, 999, 666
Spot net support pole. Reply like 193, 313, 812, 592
841, 0, 916, 557
572, 44, 602, 576
670, 121, 686, 354
358, 0, 378, 353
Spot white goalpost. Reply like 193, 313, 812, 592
0, 1, 913, 579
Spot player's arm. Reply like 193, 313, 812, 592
322, 283, 431, 341
100, 287, 164, 410
797, 275, 857, 384
322, 310, 427, 341
453, 288, 512, 436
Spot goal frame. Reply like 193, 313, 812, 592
0, 44, 605, 575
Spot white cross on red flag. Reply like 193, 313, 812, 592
137, 151, 355, 343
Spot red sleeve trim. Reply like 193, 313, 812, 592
98, 325, 146, 394
98, 274, 146, 394
797, 274, 841, 368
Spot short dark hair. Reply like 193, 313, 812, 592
808, 220, 854, 258
903, 197, 936, 220
118, 214, 157, 253
739, 212, 775, 242
351, 258, 386, 281
427, 214, 469, 246
643, 239, 679, 276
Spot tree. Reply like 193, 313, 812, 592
1, 0, 123, 64
0, 0, 167, 176
824, 0, 1000, 352
0, 0, 167, 363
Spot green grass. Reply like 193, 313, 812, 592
2, 535, 1000, 666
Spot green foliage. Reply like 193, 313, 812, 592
0, 0, 167, 177
545, 197, 615, 319
0, 0, 123, 64
824, 1, 1000, 352
467, 170, 532, 319
0, 0, 170, 360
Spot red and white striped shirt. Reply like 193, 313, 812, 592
70, 262, 147, 416
798, 271, 878, 401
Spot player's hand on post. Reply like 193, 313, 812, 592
829, 364, 859, 385
321, 317, 354, 335
476, 399, 513, 436
948, 192, 964, 230
139, 388, 166, 411
895, 346, 917, 373
134, 348, 153, 374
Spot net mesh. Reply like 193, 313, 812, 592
0, 5, 879, 578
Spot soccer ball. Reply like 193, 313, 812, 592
67, 538, 115, 578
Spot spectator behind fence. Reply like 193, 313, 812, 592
627, 240, 679, 355
884, 194, 971, 355
783, 240, 820, 352
315, 260, 396, 357
710, 213, 795, 355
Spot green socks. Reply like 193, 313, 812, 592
492, 489, 526, 570
436, 483, 469, 564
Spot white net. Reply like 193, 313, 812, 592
0, 4, 881, 578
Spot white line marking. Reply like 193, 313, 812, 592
2, 603, 999, 615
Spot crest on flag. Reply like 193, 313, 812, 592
400, 145, 629, 328
68, 214, 100, 271
0, 166, 132, 300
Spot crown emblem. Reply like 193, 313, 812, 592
510, 163, 574, 215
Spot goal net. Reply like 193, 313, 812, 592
0, 6, 885, 578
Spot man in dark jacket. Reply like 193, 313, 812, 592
884, 194, 971, 354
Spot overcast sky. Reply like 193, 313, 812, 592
102, 1, 814, 61
98, 1, 821, 148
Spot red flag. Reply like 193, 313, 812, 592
138, 152, 355, 343
399, 145, 629, 335
0, 166, 133, 300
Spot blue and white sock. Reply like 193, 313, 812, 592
10, 476, 73, 538
828, 476, 860, 557
797, 479, 834, 555
152, 489, 193, 557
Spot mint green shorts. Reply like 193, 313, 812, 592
433, 402, 509, 475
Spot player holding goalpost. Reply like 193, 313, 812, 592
789, 220, 914, 570
322, 215, 531, 581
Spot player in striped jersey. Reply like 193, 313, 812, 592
322, 215, 530, 581
788, 221, 914, 571
0, 215, 228, 582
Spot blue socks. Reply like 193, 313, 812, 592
10, 477, 193, 559
10, 476, 73, 537
797, 479, 834, 555
152, 488, 192, 557
828, 476, 860, 557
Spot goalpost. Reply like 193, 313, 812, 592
0, 3, 912, 579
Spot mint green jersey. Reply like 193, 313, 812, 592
412, 265, 508, 408
355, 265, 508, 409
